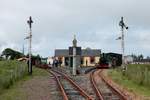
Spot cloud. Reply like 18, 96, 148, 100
0, 0, 150, 57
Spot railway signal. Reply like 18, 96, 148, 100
27, 16, 33, 75
119, 17, 128, 70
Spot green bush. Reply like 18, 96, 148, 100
124, 64, 150, 88
0, 60, 28, 93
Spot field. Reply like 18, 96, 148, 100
125, 64, 150, 87
0, 60, 28, 94
108, 64, 150, 98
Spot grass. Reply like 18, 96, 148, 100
0, 60, 28, 93
108, 67, 150, 97
125, 64, 150, 87
31, 66, 49, 76
0, 66, 49, 100
0, 83, 27, 100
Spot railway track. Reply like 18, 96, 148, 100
92, 69, 128, 100
47, 69, 93, 100
47, 70, 68, 100
90, 70, 104, 100
46, 66, 128, 100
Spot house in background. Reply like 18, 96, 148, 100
80, 49, 100, 67
17, 57, 28, 62
54, 37, 101, 67
124, 55, 133, 64
55, 48, 101, 67
132, 59, 150, 64
47, 57, 54, 65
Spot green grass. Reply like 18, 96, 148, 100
31, 67, 49, 76
125, 64, 150, 87
108, 68, 150, 97
0, 83, 27, 100
0, 60, 28, 93
0, 66, 49, 100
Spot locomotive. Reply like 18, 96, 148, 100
97, 53, 109, 69
97, 53, 122, 69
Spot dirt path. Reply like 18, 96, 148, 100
21, 74, 64, 100
20, 76, 52, 100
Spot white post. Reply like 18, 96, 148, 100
73, 47, 76, 75
119, 17, 128, 70
29, 28, 32, 74
27, 16, 33, 75
121, 26, 125, 67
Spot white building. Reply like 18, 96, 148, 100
124, 55, 133, 64
47, 57, 54, 65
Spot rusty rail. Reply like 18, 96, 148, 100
52, 69, 93, 100
98, 70, 128, 100
47, 70, 69, 100
90, 70, 104, 100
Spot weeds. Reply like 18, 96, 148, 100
124, 64, 150, 88
0, 60, 27, 93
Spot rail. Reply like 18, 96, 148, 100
52, 69, 93, 100
47, 70, 69, 100
90, 70, 104, 100
98, 70, 128, 100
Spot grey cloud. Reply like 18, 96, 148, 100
0, 0, 150, 57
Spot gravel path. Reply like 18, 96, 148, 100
73, 74, 98, 100
94, 70, 121, 100
60, 77, 85, 100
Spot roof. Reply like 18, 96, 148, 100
55, 49, 69, 57
105, 52, 122, 55
55, 49, 101, 57
82, 49, 101, 56
17, 57, 28, 61
134, 59, 150, 62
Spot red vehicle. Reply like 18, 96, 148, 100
97, 63, 109, 69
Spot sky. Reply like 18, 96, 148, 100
0, 0, 150, 57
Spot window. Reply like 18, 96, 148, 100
58, 57, 63, 64
90, 57, 95, 64
65, 57, 69, 66
81, 57, 84, 64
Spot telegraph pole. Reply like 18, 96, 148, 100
27, 16, 33, 75
119, 17, 128, 69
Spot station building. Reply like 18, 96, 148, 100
54, 36, 101, 67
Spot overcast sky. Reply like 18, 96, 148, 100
0, 0, 150, 57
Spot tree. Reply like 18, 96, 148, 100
131, 54, 144, 61
146, 56, 150, 59
131, 54, 138, 61
1, 48, 23, 60
138, 54, 143, 60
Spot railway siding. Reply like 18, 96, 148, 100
51, 67, 131, 100
97, 70, 129, 100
